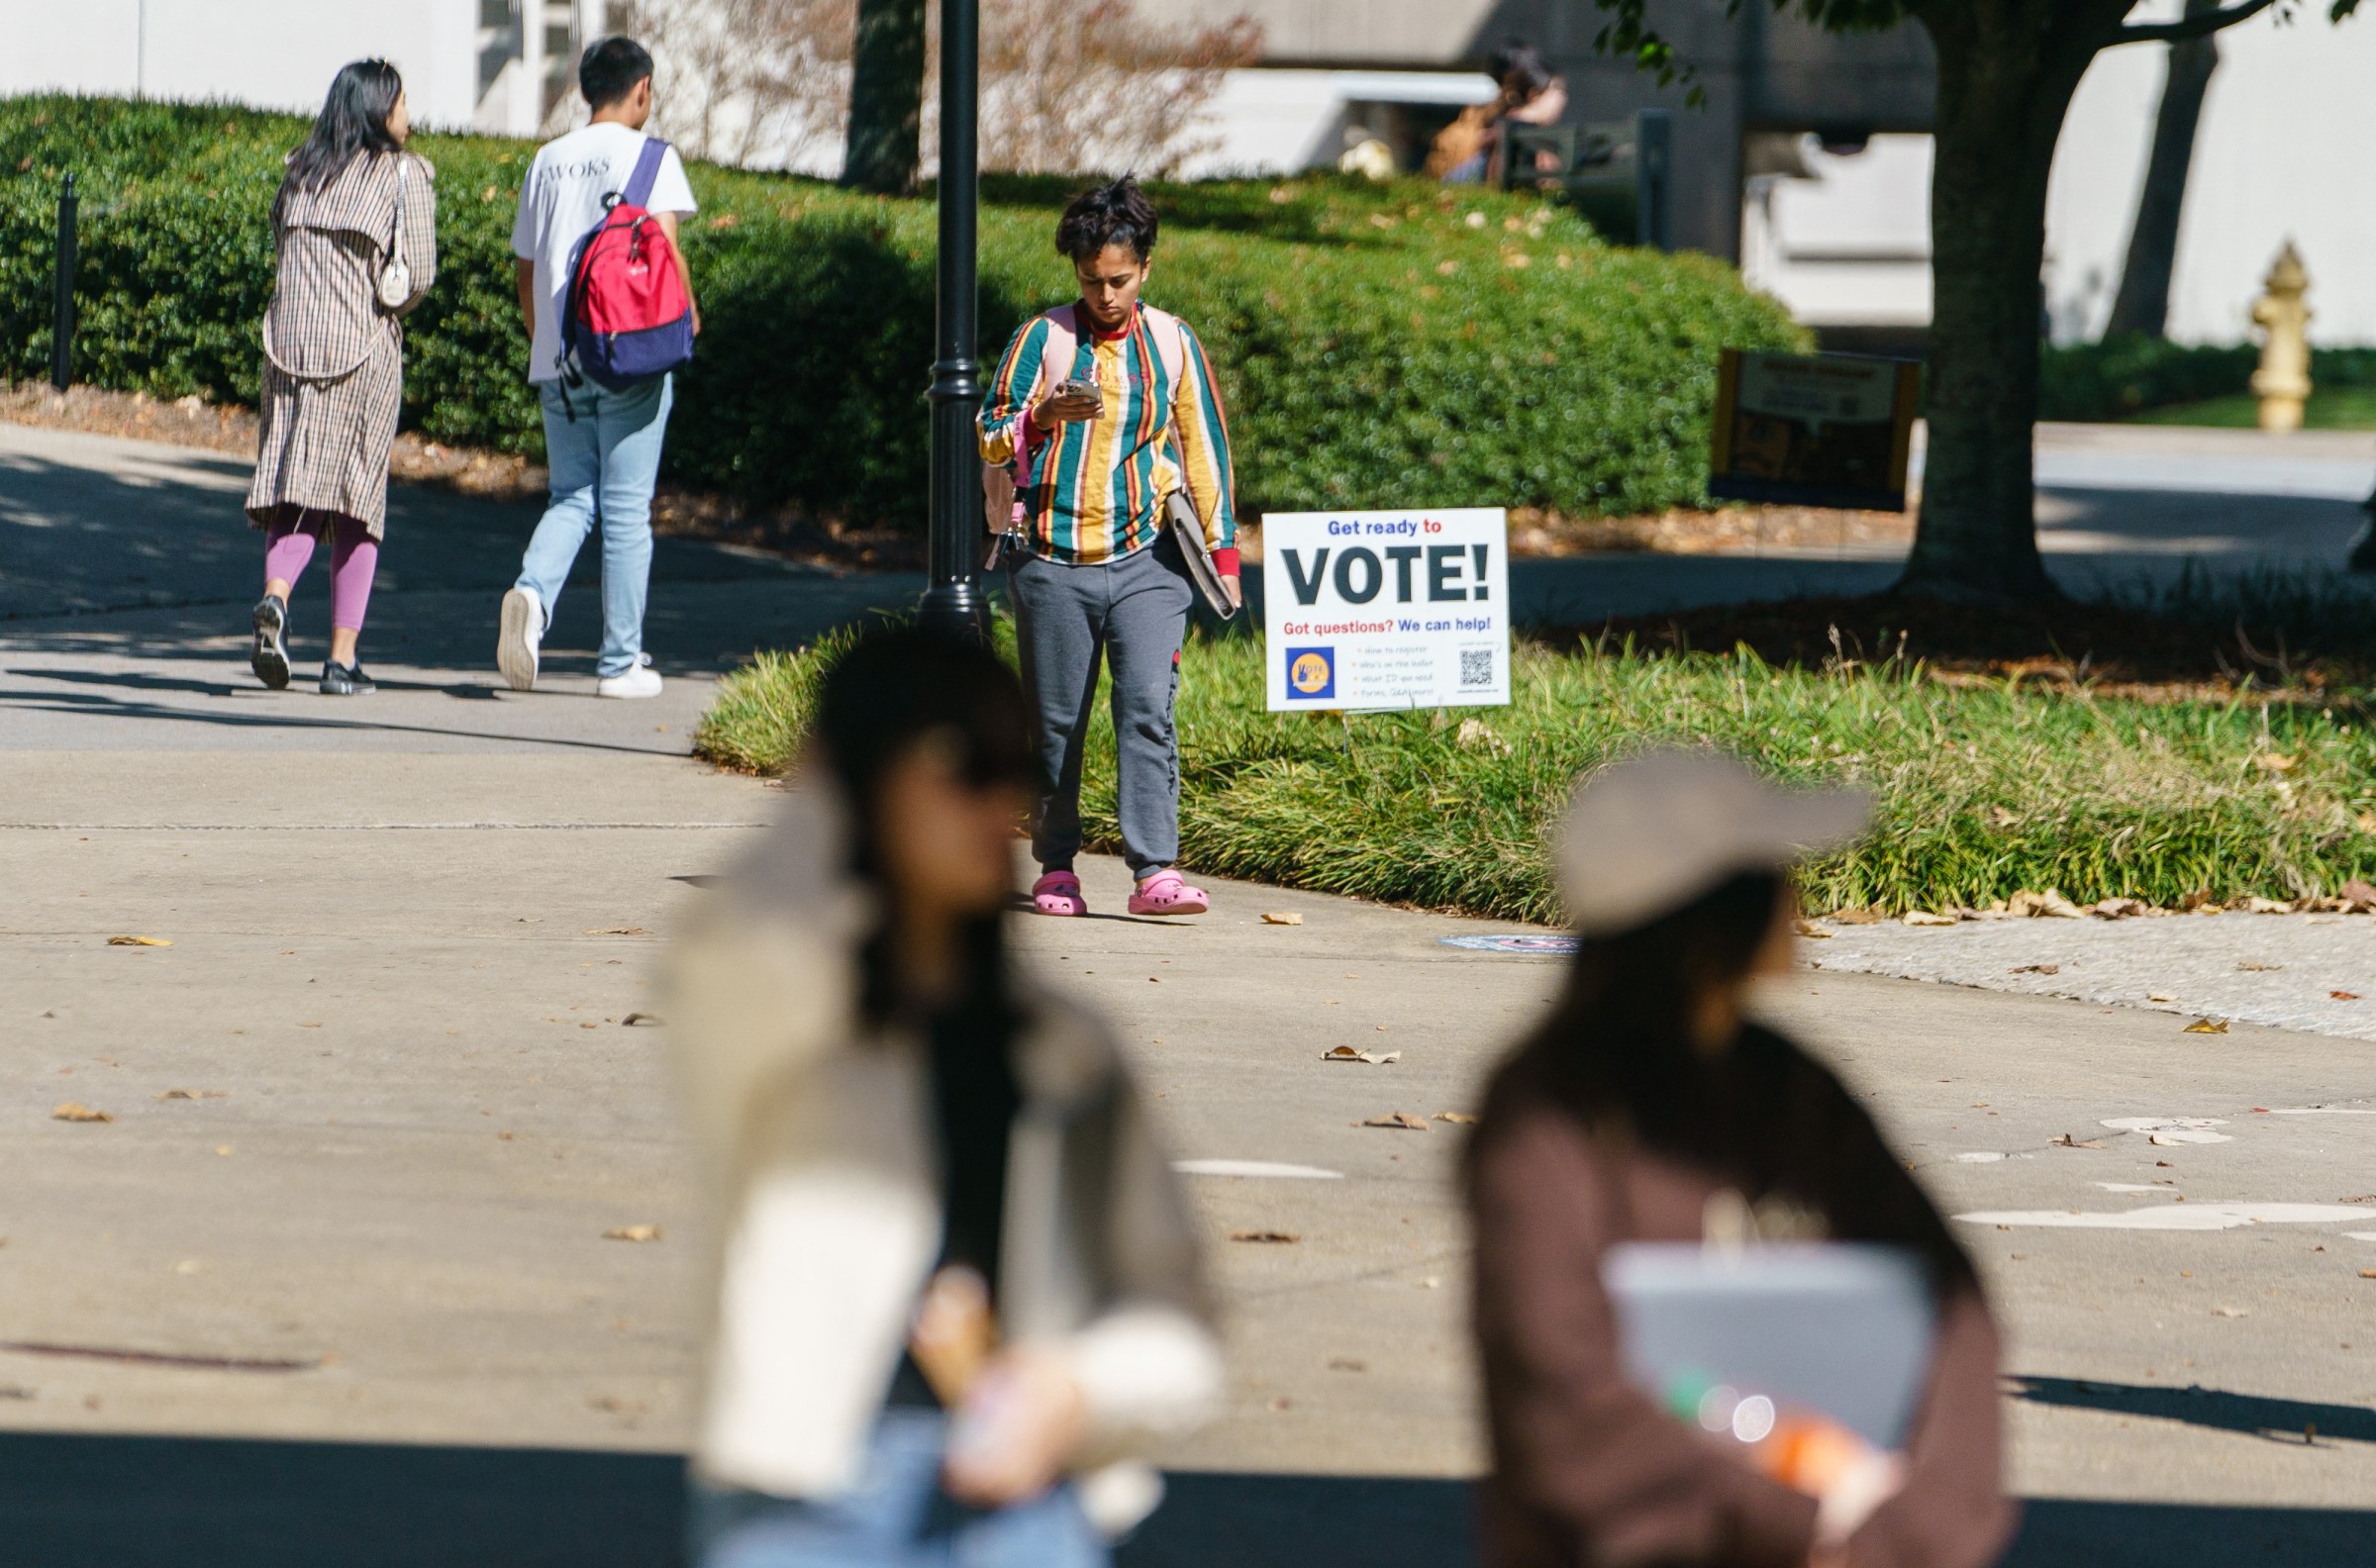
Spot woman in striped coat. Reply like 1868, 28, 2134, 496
246, 59, 438, 696
977, 176, 1238, 921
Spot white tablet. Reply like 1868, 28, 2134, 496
1602, 1242, 1936, 1448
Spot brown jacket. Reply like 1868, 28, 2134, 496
1467, 1031, 2016, 1568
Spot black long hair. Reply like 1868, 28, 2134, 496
288, 59, 404, 193
1481, 872, 1980, 1296
810, 624, 1036, 1029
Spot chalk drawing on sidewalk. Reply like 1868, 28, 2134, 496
1956, 1203, 2367, 1231
1438, 934, 1580, 955
1173, 1159, 1344, 1180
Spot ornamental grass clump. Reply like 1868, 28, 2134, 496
696, 624, 2376, 923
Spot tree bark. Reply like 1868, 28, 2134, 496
843, 0, 927, 195
1898, 2, 2126, 604
2105, 0, 2223, 339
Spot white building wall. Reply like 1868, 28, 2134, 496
0, 0, 609, 137
2049, 6, 2376, 346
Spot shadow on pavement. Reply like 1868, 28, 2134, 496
3, 1432, 2372, 1568
2010, 1375, 2376, 1445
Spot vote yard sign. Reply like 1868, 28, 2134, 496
1262, 508, 1511, 712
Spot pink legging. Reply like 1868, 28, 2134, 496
262, 511, 378, 633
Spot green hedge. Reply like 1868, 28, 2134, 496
2039, 333, 2376, 423
0, 94, 1804, 528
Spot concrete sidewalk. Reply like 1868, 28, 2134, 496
3, 419, 2374, 1561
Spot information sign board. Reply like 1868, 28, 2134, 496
1708, 349, 1921, 513
1261, 509, 1510, 712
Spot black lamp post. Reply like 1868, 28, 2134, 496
919, 0, 985, 637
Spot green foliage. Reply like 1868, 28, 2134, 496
0, 94, 1803, 530
2039, 336, 2376, 423
698, 614, 2376, 921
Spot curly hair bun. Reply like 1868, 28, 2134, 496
1055, 175, 1159, 263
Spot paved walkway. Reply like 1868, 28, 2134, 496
3, 422, 2374, 1563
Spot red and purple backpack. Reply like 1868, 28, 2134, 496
560, 138, 694, 392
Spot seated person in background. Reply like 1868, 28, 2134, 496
1429, 40, 1569, 184
1465, 749, 2017, 1568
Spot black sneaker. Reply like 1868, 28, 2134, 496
250, 595, 291, 690
319, 659, 376, 696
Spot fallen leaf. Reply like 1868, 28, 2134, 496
2182, 1018, 2229, 1034
2090, 898, 2148, 919
1328, 1357, 1368, 1372
602, 1225, 662, 1242
2251, 752, 2297, 773
2009, 889, 2086, 920
2241, 897, 2293, 915
1435, 1111, 1479, 1125
1902, 910, 1958, 927
2147, 992, 2176, 1003
50, 1103, 112, 1123
2333, 992, 2361, 1001
2235, 960, 2283, 972
2051, 1133, 2107, 1149
2340, 877, 2376, 910
621, 1012, 664, 1027
583, 928, 647, 936
579, 1022, 598, 1029
1260, 912, 1304, 926
1831, 909, 1887, 925
1362, 1112, 1430, 1131
2360, 1269, 2376, 1280
154, 1088, 225, 1101
2212, 1306, 2250, 1318
1322, 1046, 1400, 1065
106, 936, 171, 947
2010, 963, 2061, 976
1792, 919, 1832, 938
1228, 1230, 1301, 1244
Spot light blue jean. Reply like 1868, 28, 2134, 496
516, 374, 673, 676
689, 1410, 1106, 1568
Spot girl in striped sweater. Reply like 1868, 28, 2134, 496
978, 177, 1238, 919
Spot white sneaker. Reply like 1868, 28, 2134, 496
595, 652, 663, 700
497, 586, 544, 692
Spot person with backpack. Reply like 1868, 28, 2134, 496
246, 58, 437, 696
977, 177, 1238, 920
496, 35, 699, 700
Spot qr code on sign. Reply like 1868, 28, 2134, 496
1459, 647, 1495, 687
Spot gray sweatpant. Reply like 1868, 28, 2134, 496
1009, 534, 1194, 878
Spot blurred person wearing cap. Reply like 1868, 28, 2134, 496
1463, 749, 2015, 1568
663, 626, 1221, 1568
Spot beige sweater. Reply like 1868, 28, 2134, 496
662, 773, 1221, 1523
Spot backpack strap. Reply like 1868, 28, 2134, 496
623, 137, 669, 210
1139, 304, 1188, 388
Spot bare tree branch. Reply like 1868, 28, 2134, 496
2115, 0, 2279, 44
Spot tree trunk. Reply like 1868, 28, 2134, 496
2104, 0, 2222, 339
1898, 4, 2121, 604
843, 0, 927, 195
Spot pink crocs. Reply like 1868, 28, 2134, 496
1032, 870, 1088, 917
1128, 869, 1209, 917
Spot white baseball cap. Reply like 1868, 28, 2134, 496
1553, 748, 1871, 935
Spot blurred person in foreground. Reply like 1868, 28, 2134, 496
1465, 750, 2015, 1568
664, 625, 1221, 1568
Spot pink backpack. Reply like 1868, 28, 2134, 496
982, 304, 1188, 534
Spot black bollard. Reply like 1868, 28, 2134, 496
50, 173, 78, 392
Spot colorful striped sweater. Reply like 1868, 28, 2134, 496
978, 302, 1238, 572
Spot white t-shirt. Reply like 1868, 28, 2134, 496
510, 122, 697, 383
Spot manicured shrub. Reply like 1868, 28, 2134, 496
0, 94, 1805, 529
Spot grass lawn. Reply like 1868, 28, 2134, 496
2127, 388, 2376, 431
696, 598, 2376, 924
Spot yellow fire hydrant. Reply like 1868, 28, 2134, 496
2251, 242, 2313, 433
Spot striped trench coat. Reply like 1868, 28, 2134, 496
246, 149, 438, 539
